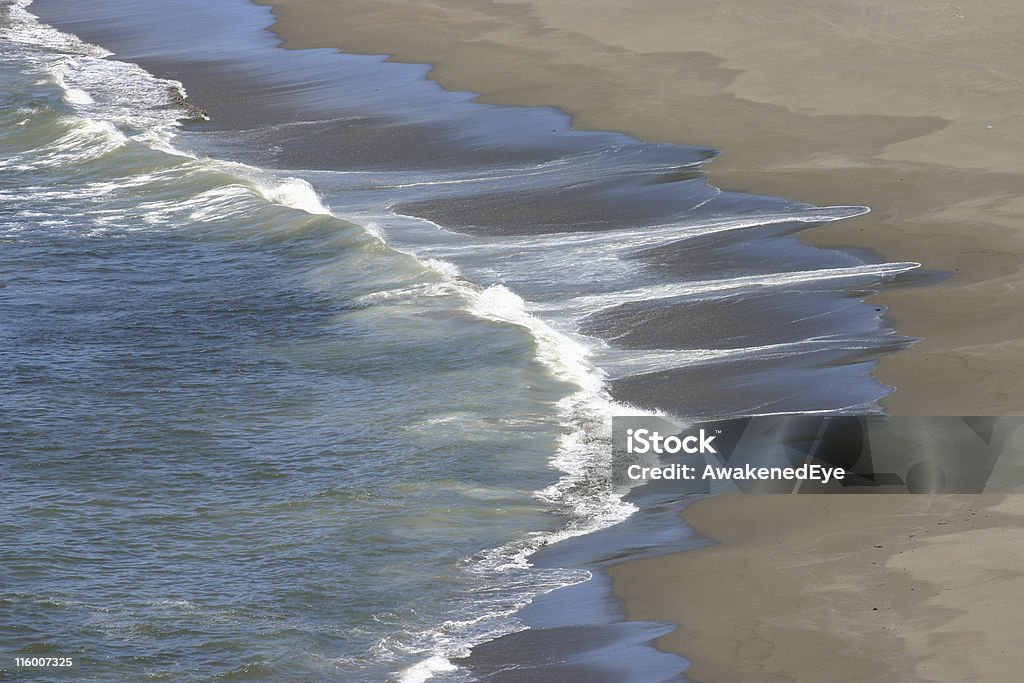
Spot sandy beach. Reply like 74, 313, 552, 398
255, 1, 1024, 680
259, 0, 1024, 415
610, 494, 1024, 682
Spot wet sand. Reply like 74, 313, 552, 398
258, 0, 1024, 414
255, 1, 1024, 680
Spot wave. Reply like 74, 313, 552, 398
3, 0, 919, 679
3, 2, 658, 678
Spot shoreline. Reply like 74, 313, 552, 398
24, 0, 867, 678
250, 1, 1024, 681
24, 0, 1022, 678
256, 0, 1024, 414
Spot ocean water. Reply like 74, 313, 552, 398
1, 0, 916, 680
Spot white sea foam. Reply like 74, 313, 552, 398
414, 207, 872, 260
380, 279, 655, 681
255, 176, 332, 215
362, 219, 387, 242
598, 335, 898, 378
468, 283, 639, 531
1, 0, 111, 58
397, 655, 459, 683
50, 61, 93, 104
422, 258, 462, 279
555, 261, 920, 314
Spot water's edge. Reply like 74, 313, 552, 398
10, 0, 918, 680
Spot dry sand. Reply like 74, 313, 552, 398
610, 494, 1024, 682
256, 1, 1024, 680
